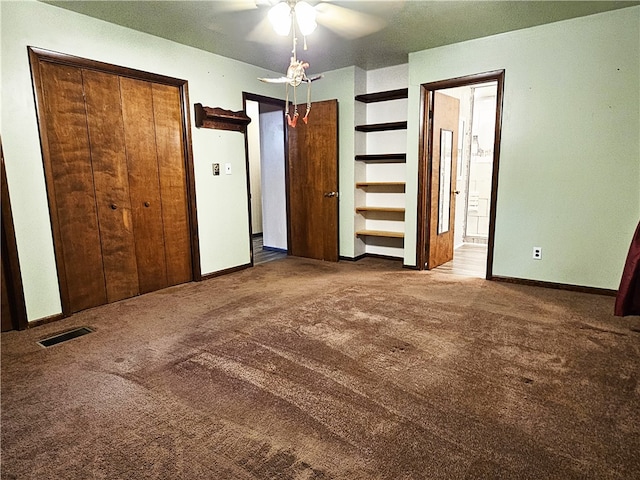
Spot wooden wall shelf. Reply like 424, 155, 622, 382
356, 206, 405, 214
355, 121, 407, 133
194, 103, 251, 132
355, 88, 408, 103
355, 153, 406, 163
356, 182, 406, 190
356, 230, 405, 239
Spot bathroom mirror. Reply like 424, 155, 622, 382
438, 129, 453, 235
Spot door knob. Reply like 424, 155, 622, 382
144, 201, 150, 207
110, 203, 117, 210
324, 191, 338, 198
454, 191, 460, 195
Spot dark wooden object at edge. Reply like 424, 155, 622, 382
1, 142, 28, 331
194, 103, 251, 132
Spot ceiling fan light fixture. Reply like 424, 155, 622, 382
268, 1, 291, 36
294, 1, 317, 36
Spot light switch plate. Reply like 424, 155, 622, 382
225, 163, 232, 175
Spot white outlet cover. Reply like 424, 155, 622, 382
225, 163, 232, 175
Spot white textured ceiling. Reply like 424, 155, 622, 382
44, 1, 638, 74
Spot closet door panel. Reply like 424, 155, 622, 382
83, 69, 140, 302
40, 62, 107, 312
119, 77, 168, 294
151, 83, 192, 286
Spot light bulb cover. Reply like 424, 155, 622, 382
268, 2, 292, 36
294, 1, 317, 36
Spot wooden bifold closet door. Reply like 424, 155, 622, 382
32, 52, 193, 314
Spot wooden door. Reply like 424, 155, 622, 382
120, 77, 170, 294
39, 62, 109, 312
31, 50, 193, 314
287, 99, 339, 261
83, 69, 140, 303
427, 92, 460, 269
151, 83, 193, 287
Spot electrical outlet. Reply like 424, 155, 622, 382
533, 247, 542, 260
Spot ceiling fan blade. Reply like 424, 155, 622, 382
258, 76, 290, 83
315, 2, 386, 39
246, 16, 280, 43
209, 0, 259, 13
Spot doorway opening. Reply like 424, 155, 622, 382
417, 70, 504, 278
243, 93, 289, 265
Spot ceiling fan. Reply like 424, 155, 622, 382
258, 1, 323, 127
215, 0, 388, 42
213, 0, 387, 127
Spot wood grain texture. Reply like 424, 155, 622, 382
29, 48, 197, 316
40, 62, 107, 312
434, 243, 486, 277
83, 69, 140, 302
428, 92, 459, 270
152, 83, 193, 286
288, 100, 339, 262
119, 77, 169, 294
356, 230, 404, 239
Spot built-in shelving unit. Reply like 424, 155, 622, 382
354, 86, 408, 254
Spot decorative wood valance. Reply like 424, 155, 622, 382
194, 103, 251, 132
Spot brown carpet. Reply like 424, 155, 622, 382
2, 257, 639, 479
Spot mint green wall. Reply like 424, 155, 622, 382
0, 0, 282, 321
406, 7, 640, 289
2, 2, 637, 322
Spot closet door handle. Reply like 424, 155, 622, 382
110, 203, 118, 210
144, 201, 150, 208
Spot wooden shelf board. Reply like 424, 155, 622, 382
355, 121, 407, 133
356, 230, 405, 239
356, 206, 405, 213
355, 153, 406, 163
356, 182, 406, 188
355, 88, 408, 103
